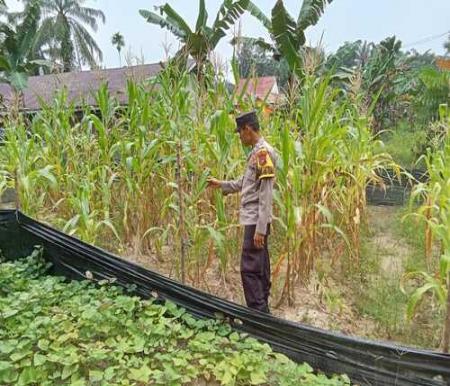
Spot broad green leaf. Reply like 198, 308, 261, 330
69, 379, 87, 386
18, 367, 39, 385
139, 9, 186, 39
2, 308, 19, 318
10, 350, 30, 362
0, 55, 11, 71
196, 331, 216, 341
0, 367, 18, 383
61, 364, 78, 380
406, 282, 436, 320
89, 370, 103, 382
104, 366, 117, 381
247, 1, 271, 30
210, 0, 250, 48
271, 0, 301, 73
128, 365, 152, 382
250, 370, 267, 385
298, 0, 333, 31
0, 362, 12, 371
33, 353, 47, 366
195, 0, 208, 31
160, 4, 193, 36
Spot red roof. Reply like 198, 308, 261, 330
436, 57, 450, 71
236, 76, 279, 102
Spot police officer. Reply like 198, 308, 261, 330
208, 111, 277, 313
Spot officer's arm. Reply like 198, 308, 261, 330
220, 176, 244, 195
256, 178, 274, 235
256, 149, 275, 236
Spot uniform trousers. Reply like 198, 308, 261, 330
240, 224, 271, 313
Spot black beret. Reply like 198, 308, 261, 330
235, 110, 259, 131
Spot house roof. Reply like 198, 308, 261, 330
0, 63, 166, 111
436, 57, 450, 71
235, 76, 280, 103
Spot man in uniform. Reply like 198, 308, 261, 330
208, 111, 277, 313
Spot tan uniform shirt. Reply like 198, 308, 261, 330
220, 137, 278, 235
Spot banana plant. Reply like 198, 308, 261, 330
238, 0, 333, 77
139, 0, 250, 75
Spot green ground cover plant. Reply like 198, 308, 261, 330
0, 248, 350, 386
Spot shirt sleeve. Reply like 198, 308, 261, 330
256, 177, 274, 235
220, 176, 243, 195
256, 148, 275, 179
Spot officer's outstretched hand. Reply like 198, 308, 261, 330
207, 177, 221, 189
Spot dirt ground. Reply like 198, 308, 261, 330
123, 205, 411, 341
366, 206, 411, 277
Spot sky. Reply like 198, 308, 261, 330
6, 0, 450, 70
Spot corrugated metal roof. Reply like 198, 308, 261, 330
0, 63, 164, 111
436, 57, 450, 71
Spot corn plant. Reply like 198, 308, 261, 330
267, 76, 395, 307
402, 104, 450, 349
0, 121, 57, 216
0, 65, 396, 296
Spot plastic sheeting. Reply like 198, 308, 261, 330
1, 209, 449, 386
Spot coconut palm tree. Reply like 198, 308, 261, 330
140, 0, 249, 75
0, 0, 45, 113
13, 0, 105, 72
111, 32, 125, 67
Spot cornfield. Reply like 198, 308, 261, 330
0, 67, 396, 305
403, 104, 450, 350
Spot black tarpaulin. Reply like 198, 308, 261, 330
367, 168, 429, 206
1, 210, 449, 386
